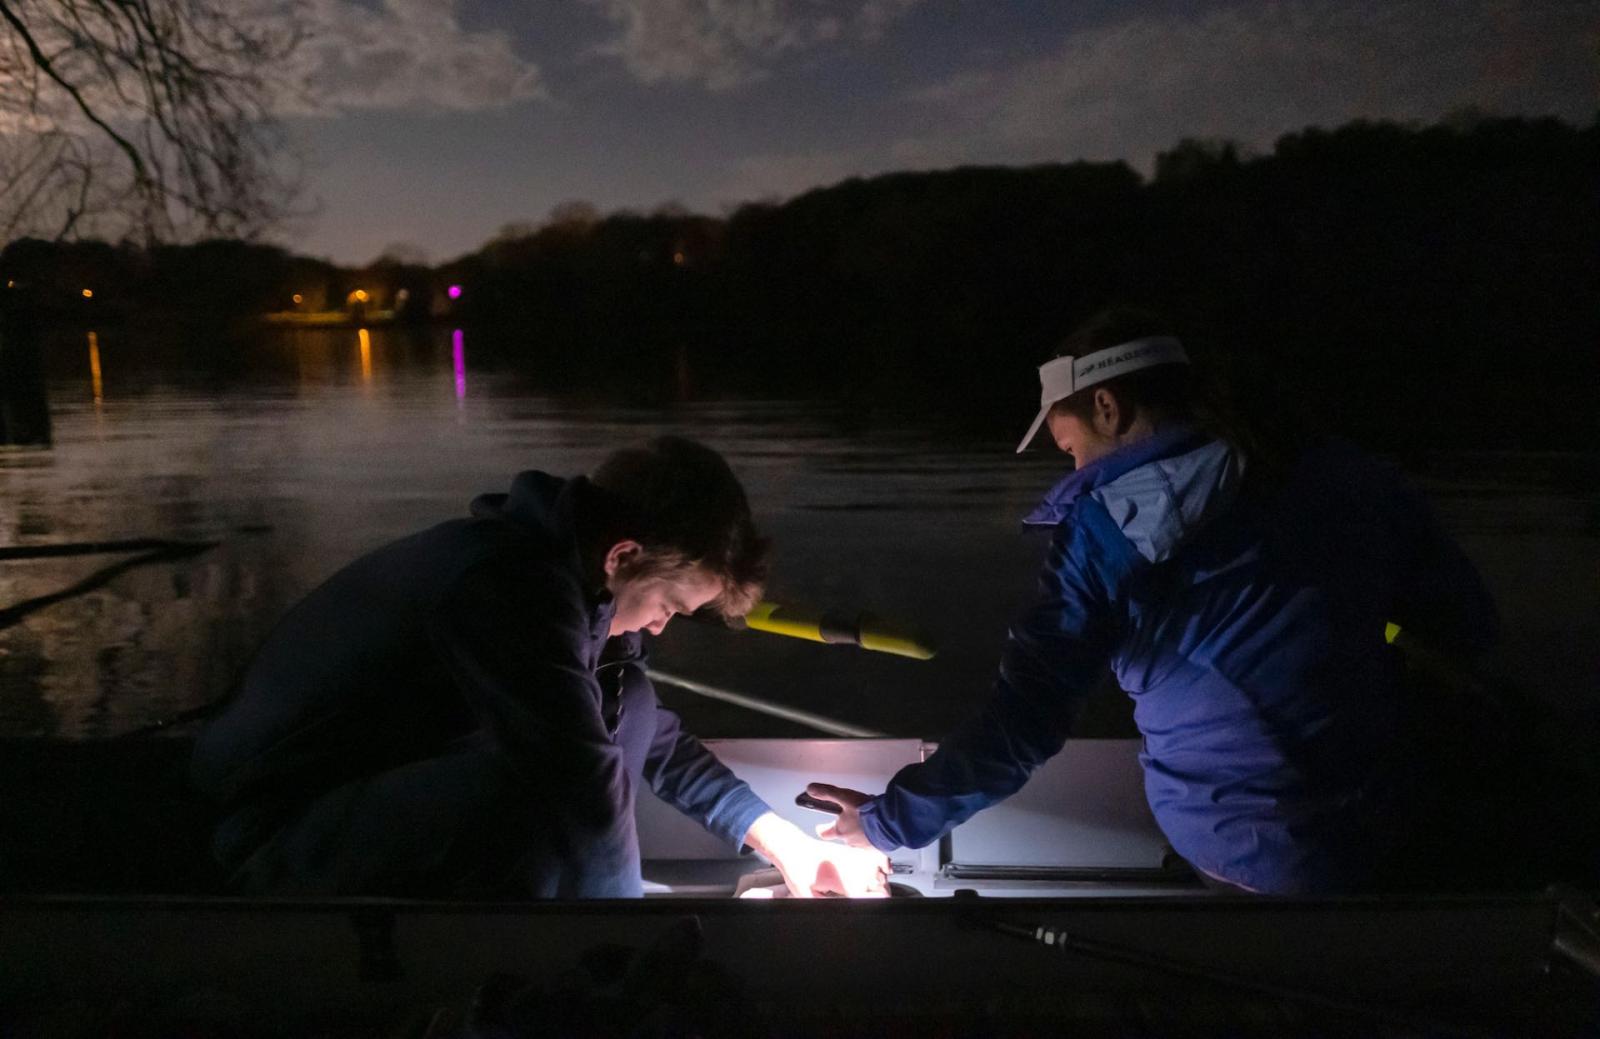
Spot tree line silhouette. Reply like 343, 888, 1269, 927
3, 114, 1595, 450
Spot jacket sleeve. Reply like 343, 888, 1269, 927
636, 669, 773, 849
427, 556, 640, 898
858, 510, 1121, 851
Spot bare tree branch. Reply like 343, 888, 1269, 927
55, 152, 93, 239
0, 0, 151, 187
0, 0, 305, 243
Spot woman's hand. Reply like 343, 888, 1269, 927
802, 782, 876, 847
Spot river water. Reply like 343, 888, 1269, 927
2, 326, 1596, 755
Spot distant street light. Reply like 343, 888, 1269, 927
81, 288, 93, 299
292, 293, 303, 305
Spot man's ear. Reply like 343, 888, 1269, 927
1092, 387, 1123, 436
603, 539, 644, 579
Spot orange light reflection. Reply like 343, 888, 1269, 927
358, 327, 372, 382
88, 331, 103, 405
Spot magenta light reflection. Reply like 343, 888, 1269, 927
452, 328, 466, 400
447, 284, 462, 300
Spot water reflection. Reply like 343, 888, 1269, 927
452, 328, 466, 402
87, 331, 103, 407
0, 331, 1077, 739
269, 325, 471, 396
0, 326, 1595, 746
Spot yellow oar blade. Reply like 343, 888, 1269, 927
743, 601, 831, 644
858, 626, 937, 661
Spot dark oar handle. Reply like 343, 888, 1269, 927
0, 538, 198, 560
0, 540, 220, 631
0, 527, 268, 561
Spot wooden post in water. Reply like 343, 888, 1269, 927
0, 286, 53, 446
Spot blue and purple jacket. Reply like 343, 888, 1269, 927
859, 426, 1497, 893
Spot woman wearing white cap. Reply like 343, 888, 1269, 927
808, 309, 1499, 894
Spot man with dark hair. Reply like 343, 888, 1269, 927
192, 436, 888, 898
807, 311, 1499, 894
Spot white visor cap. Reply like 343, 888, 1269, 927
1016, 336, 1189, 453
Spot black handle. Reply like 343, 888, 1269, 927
794, 792, 843, 815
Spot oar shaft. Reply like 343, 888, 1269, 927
647, 669, 887, 738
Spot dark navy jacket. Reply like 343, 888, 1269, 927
190, 471, 770, 897
858, 426, 1498, 893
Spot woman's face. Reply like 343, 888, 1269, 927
1045, 400, 1119, 467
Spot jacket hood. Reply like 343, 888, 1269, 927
470, 470, 570, 542
1024, 424, 1245, 564
470, 471, 618, 628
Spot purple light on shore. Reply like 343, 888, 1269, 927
447, 284, 462, 300
452, 328, 466, 400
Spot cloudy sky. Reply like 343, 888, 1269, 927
280, 0, 1599, 265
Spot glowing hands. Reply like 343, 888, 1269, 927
742, 811, 889, 898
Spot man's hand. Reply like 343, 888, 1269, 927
802, 783, 876, 848
742, 812, 889, 898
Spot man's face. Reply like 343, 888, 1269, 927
606, 560, 723, 638
1045, 401, 1119, 467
